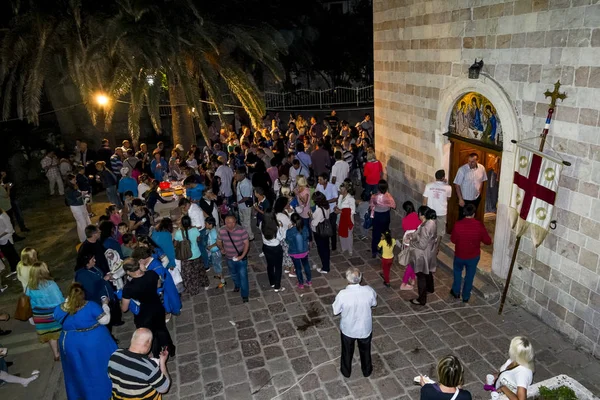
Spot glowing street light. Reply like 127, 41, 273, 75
95, 93, 109, 106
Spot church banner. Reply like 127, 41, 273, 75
508, 143, 563, 247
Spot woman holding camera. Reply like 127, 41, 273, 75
65, 173, 92, 243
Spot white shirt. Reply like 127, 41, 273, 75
310, 206, 330, 232
331, 160, 350, 190
215, 165, 234, 197
0, 212, 15, 245
236, 178, 253, 209
188, 203, 205, 229
332, 284, 377, 339
289, 165, 308, 187
137, 183, 150, 199
495, 359, 533, 393
337, 194, 356, 224
316, 183, 339, 212
453, 163, 487, 201
423, 181, 452, 216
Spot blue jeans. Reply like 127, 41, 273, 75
227, 258, 249, 298
198, 229, 209, 269
106, 185, 123, 208
291, 256, 311, 284
210, 251, 222, 275
452, 256, 480, 301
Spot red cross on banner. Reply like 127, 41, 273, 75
512, 154, 557, 220
509, 143, 563, 247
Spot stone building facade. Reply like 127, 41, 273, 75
373, 0, 600, 357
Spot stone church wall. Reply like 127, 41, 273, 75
373, 0, 600, 357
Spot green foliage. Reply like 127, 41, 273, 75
538, 385, 578, 400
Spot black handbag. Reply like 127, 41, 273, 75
315, 207, 333, 237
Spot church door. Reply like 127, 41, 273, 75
446, 137, 502, 234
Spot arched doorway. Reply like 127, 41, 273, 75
433, 76, 522, 278
445, 92, 503, 271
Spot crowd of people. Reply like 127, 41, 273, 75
0, 111, 532, 400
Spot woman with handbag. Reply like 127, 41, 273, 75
406, 206, 438, 306
399, 201, 420, 290
174, 215, 209, 295
335, 181, 355, 257
310, 192, 332, 274
53, 283, 117, 400
26, 262, 64, 361
369, 180, 396, 258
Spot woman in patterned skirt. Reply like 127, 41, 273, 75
174, 215, 209, 295
26, 261, 64, 361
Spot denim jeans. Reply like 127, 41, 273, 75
210, 250, 223, 275
452, 255, 480, 301
291, 256, 311, 284
106, 185, 123, 208
227, 258, 249, 298
198, 229, 209, 269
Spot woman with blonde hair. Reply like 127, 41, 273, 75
53, 283, 116, 400
294, 175, 312, 242
26, 262, 64, 360
420, 355, 472, 399
492, 336, 535, 400
17, 247, 38, 291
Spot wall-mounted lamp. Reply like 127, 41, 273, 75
469, 59, 484, 79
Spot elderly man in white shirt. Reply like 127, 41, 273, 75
332, 267, 377, 378
453, 153, 487, 220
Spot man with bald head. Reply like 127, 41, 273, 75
108, 328, 171, 399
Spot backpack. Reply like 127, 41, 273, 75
316, 207, 333, 237
175, 231, 193, 260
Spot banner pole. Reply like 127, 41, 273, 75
498, 81, 566, 315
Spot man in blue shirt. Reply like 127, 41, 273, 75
184, 176, 205, 203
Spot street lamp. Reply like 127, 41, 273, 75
95, 93, 109, 106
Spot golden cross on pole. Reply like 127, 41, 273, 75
544, 80, 567, 109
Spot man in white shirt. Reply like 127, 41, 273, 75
0, 208, 19, 276
289, 159, 308, 188
316, 173, 339, 251
331, 151, 349, 190
360, 113, 374, 139
423, 169, 452, 238
333, 267, 377, 378
453, 153, 487, 220
234, 167, 254, 241
215, 156, 234, 203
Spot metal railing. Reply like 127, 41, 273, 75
157, 86, 374, 116
264, 85, 374, 110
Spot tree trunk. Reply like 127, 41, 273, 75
168, 82, 195, 151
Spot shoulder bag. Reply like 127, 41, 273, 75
175, 230, 193, 260
14, 287, 33, 321
316, 207, 333, 237
226, 230, 245, 259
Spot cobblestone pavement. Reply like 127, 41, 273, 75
111, 231, 600, 400
1, 193, 599, 400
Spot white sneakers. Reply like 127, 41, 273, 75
316, 268, 328, 274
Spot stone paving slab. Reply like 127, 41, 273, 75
111, 228, 600, 400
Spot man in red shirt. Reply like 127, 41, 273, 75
450, 203, 492, 302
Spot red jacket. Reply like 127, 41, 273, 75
450, 218, 492, 259
363, 161, 382, 185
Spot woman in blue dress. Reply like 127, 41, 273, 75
151, 218, 177, 268
54, 283, 117, 400
132, 246, 181, 319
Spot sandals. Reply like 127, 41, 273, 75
0, 313, 10, 322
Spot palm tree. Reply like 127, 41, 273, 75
0, 0, 287, 149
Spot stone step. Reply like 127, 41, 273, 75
436, 238, 502, 301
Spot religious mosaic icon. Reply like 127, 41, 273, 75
449, 92, 503, 147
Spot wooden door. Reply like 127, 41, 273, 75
446, 139, 501, 234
